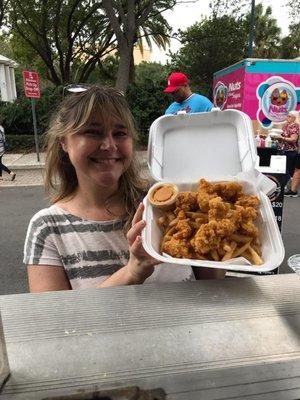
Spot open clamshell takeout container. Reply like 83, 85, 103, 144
142, 110, 285, 272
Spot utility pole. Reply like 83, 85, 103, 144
248, 0, 256, 58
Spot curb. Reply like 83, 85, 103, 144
9, 164, 45, 171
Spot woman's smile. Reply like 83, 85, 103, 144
89, 157, 121, 165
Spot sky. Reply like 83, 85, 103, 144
151, 0, 292, 63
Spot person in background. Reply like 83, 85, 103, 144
164, 72, 213, 115
0, 117, 16, 181
25, 86, 222, 293
276, 110, 299, 188
285, 111, 300, 197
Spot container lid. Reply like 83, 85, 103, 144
148, 110, 257, 182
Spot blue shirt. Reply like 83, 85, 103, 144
165, 93, 213, 115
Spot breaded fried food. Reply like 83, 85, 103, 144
208, 196, 232, 221
236, 194, 260, 209
197, 191, 218, 212
162, 237, 193, 258
175, 191, 198, 213
191, 219, 236, 255
214, 181, 243, 202
154, 178, 262, 265
173, 210, 193, 239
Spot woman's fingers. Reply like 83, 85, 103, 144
130, 235, 142, 255
127, 219, 146, 246
131, 203, 144, 227
130, 235, 160, 267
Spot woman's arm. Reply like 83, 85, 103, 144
279, 133, 298, 143
27, 265, 72, 292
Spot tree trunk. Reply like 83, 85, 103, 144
115, 45, 133, 93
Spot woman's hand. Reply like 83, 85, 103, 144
125, 202, 160, 283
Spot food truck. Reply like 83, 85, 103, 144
213, 59, 300, 230
212, 58, 300, 133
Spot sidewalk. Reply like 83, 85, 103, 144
4, 152, 45, 170
0, 151, 149, 187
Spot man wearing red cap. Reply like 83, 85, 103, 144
164, 72, 213, 115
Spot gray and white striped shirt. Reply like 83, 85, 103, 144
24, 205, 130, 289
24, 205, 195, 289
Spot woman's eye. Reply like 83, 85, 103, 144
85, 130, 102, 137
114, 130, 128, 137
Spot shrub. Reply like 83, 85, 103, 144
127, 62, 171, 147
0, 86, 62, 135
5, 134, 45, 152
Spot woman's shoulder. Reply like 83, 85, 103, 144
28, 205, 80, 227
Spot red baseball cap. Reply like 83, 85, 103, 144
163, 72, 189, 93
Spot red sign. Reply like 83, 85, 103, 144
22, 71, 41, 98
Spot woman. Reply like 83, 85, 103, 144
284, 111, 300, 197
277, 111, 299, 187
24, 86, 201, 292
0, 117, 16, 181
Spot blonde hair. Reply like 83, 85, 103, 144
288, 110, 300, 124
44, 85, 147, 230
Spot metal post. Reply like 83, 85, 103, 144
31, 98, 40, 162
248, 0, 256, 58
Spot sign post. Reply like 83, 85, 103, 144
22, 71, 41, 162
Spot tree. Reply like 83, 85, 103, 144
169, 3, 283, 97
101, 0, 174, 93
279, 22, 300, 59
209, 0, 249, 18
127, 61, 170, 145
0, 0, 6, 27
245, 4, 281, 58
7, 0, 116, 85
286, 0, 300, 20
169, 15, 248, 98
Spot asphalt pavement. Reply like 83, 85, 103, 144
0, 152, 299, 295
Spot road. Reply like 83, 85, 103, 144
0, 177, 299, 295
0, 184, 48, 294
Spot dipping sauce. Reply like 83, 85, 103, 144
148, 183, 179, 209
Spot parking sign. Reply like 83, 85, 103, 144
22, 71, 40, 98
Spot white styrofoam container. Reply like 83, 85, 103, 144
142, 110, 285, 272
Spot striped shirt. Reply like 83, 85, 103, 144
24, 205, 194, 289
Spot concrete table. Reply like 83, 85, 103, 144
0, 274, 299, 399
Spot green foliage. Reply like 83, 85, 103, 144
279, 23, 300, 59
170, 16, 248, 98
169, 3, 284, 97
0, 86, 62, 135
286, 0, 300, 20
1, 62, 171, 149
245, 4, 281, 58
5, 0, 176, 90
209, 0, 249, 18
4, 134, 44, 152
126, 62, 171, 147
7, 0, 116, 85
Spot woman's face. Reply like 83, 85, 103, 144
286, 114, 296, 124
61, 114, 133, 190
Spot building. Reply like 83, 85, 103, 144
0, 55, 18, 102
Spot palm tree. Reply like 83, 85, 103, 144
102, 0, 175, 93
245, 4, 281, 59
